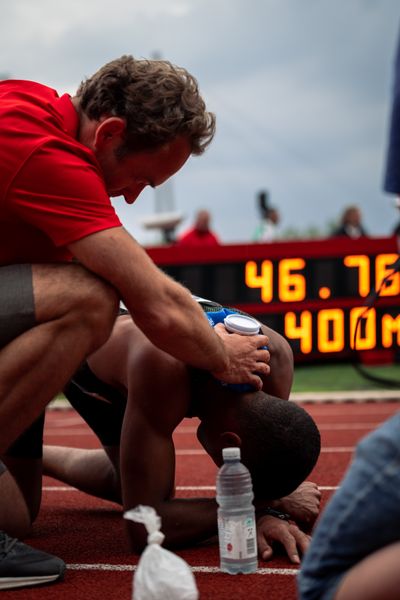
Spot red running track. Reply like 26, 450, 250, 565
2, 401, 399, 600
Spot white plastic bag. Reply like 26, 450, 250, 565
124, 505, 199, 600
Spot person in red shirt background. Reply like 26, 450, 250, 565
0, 56, 270, 589
177, 208, 220, 246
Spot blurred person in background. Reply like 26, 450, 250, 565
177, 209, 221, 246
331, 205, 368, 238
253, 190, 281, 242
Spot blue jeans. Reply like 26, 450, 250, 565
297, 411, 400, 600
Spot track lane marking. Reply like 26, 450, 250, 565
43, 485, 339, 492
67, 563, 298, 575
44, 423, 392, 436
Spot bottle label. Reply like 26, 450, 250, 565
218, 514, 257, 560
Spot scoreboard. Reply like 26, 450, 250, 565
146, 236, 400, 363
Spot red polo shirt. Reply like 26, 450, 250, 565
0, 80, 121, 264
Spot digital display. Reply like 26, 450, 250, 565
147, 237, 400, 362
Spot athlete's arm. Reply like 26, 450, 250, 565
69, 227, 269, 389
119, 343, 218, 551
120, 413, 218, 552
259, 324, 294, 399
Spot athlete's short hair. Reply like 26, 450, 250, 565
236, 393, 321, 500
76, 55, 216, 156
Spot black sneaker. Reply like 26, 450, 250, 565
0, 531, 65, 590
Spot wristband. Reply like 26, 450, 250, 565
256, 507, 291, 521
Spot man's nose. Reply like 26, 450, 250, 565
124, 183, 147, 204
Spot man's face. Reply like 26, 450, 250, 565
96, 135, 191, 204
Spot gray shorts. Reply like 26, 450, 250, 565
0, 264, 36, 349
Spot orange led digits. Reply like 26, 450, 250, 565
317, 309, 345, 353
278, 258, 306, 302
349, 307, 376, 350
382, 314, 400, 347
284, 311, 312, 353
344, 255, 370, 297
245, 260, 273, 303
375, 254, 400, 297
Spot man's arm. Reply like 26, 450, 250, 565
69, 227, 269, 388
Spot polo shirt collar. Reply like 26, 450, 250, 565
54, 93, 79, 139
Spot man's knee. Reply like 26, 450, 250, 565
75, 270, 119, 349
32, 263, 119, 349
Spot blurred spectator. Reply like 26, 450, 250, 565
331, 205, 368, 238
253, 190, 281, 242
177, 209, 220, 246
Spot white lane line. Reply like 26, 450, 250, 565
320, 447, 353, 453
307, 407, 399, 416
176, 448, 355, 455
47, 417, 86, 427
318, 422, 382, 430
176, 485, 340, 492
67, 563, 298, 575
43, 486, 74, 491
175, 427, 198, 434
43, 424, 379, 437
44, 429, 90, 436
43, 485, 339, 492
41, 446, 354, 454
176, 449, 206, 455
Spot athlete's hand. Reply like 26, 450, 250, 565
276, 482, 321, 530
211, 323, 270, 390
257, 515, 311, 564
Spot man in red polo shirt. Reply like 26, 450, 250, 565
177, 209, 220, 246
0, 56, 270, 589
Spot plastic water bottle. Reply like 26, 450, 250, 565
222, 313, 265, 393
216, 447, 258, 574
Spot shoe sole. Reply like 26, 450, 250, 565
0, 572, 64, 590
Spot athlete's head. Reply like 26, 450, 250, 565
76, 55, 216, 157
196, 383, 321, 500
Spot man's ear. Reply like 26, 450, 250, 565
219, 431, 242, 449
94, 117, 126, 150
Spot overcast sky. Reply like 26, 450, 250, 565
2, 0, 400, 243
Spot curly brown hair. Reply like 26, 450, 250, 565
76, 55, 216, 156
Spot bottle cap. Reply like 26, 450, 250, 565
224, 314, 261, 336
222, 447, 241, 460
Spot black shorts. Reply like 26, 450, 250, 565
0, 264, 35, 348
4, 363, 126, 459
0, 265, 41, 458
64, 362, 127, 447
4, 413, 45, 459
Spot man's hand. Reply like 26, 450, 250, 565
257, 515, 311, 564
211, 323, 270, 390
276, 482, 321, 529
